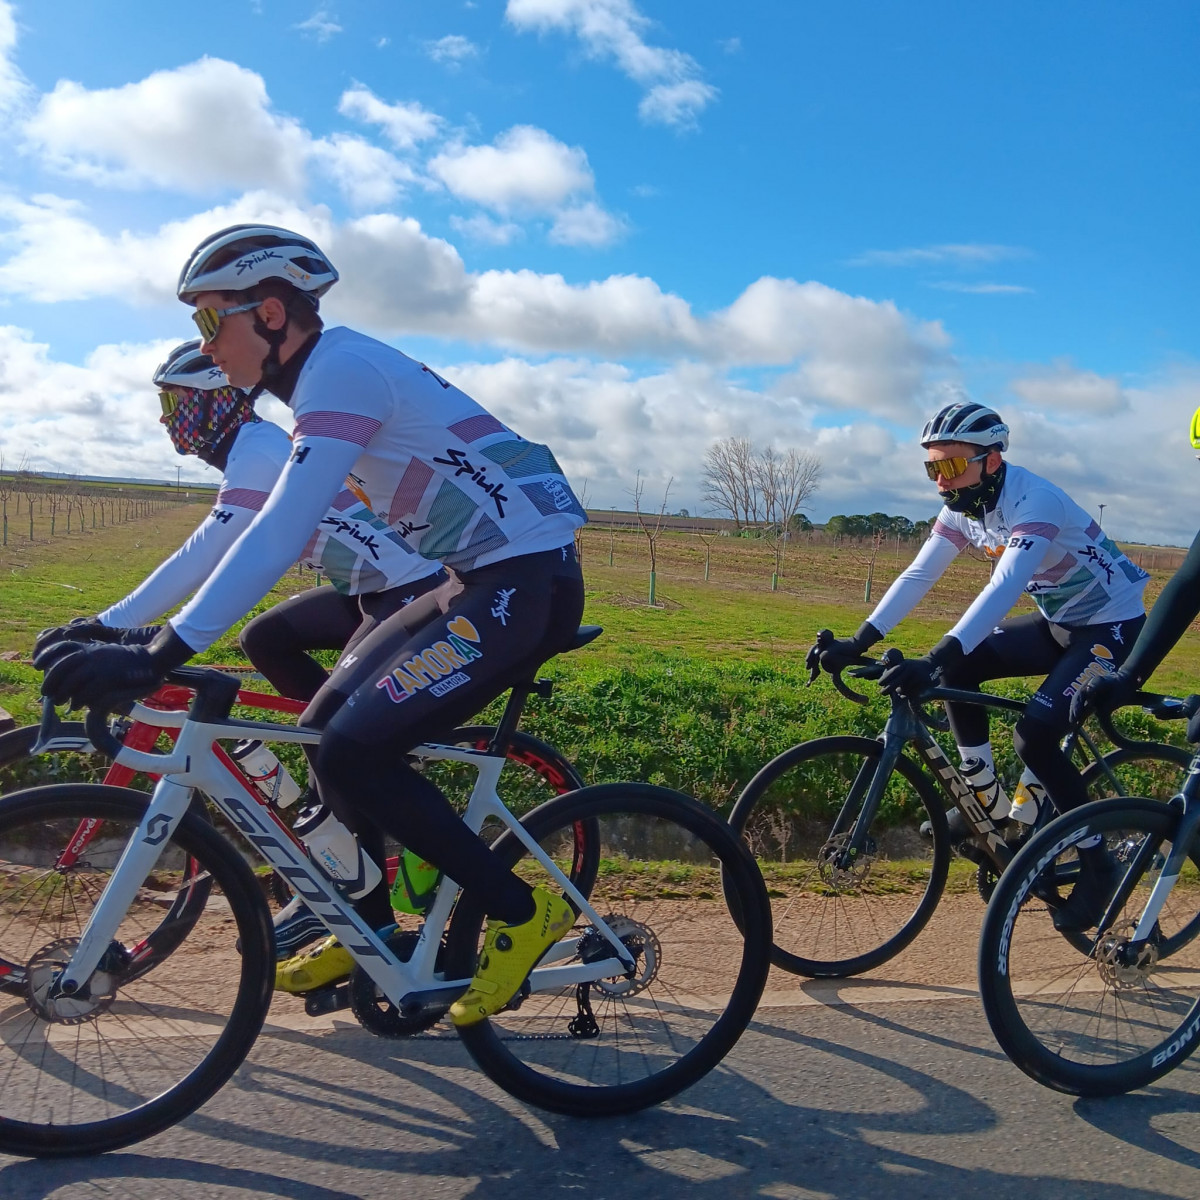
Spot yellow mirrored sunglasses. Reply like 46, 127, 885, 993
158, 389, 180, 418
1190, 406, 1200, 455
191, 300, 259, 343
923, 451, 988, 482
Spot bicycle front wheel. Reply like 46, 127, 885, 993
0, 784, 274, 1157
445, 783, 772, 1116
728, 736, 949, 977
979, 797, 1200, 1097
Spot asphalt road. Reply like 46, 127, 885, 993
3, 977, 1199, 1200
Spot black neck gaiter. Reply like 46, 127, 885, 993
942, 460, 1006, 520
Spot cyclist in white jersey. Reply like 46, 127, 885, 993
35, 342, 446, 689
39, 226, 587, 1023
815, 401, 1148, 931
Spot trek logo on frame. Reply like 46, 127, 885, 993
375, 615, 484, 704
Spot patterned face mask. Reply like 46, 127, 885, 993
161, 386, 258, 456
941, 460, 1007, 519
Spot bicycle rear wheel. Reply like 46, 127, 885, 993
0, 784, 273, 1157
445, 783, 771, 1116
1081, 743, 1191, 802
979, 797, 1200, 1097
728, 736, 950, 977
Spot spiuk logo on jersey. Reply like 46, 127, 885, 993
432, 448, 510, 518
1062, 644, 1116, 699
491, 587, 516, 625
1081, 545, 1114, 584
320, 515, 381, 560
375, 615, 484, 703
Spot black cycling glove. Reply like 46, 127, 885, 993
879, 634, 965, 699
1068, 669, 1137, 726
41, 626, 195, 712
810, 621, 883, 676
33, 617, 161, 661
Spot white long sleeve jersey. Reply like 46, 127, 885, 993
170, 328, 586, 652
98, 420, 439, 629
865, 463, 1148, 654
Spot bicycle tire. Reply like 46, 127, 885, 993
0, 722, 109, 790
0, 784, 274, 1157
979, 796, 1200, 1097
445, 782, 772, 1116
727, 735, 950, 977
1080, 742, 1191, 803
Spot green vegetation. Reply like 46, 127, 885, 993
3, 505, 1199, 829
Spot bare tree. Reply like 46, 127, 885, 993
755, 447, 823, 589
702, 437, 758, 529
630, 471, 673, 607
692, 516, 719, 582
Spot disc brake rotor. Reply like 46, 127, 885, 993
817, 832, 875, 887
25, 938, 122, 1024
1094, 924, 1160, 989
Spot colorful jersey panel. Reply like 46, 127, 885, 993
290, 329, 586, 572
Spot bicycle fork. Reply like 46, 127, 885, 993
1098, 789, 1200, 945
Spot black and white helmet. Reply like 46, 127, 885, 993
152, 340, 229, 390
920, 402, 1009, 452
176, 224, 338, 303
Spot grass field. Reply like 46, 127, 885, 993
2, 502, 1199, 815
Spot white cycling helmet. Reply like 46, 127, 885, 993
920, 401, 1009, 453
176, 224, 338, 303
152, 340, 229, 390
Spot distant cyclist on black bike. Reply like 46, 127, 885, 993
37, 225, 588, 1024
814, 399, 1149, 930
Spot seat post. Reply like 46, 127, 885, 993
486, 677, 553, 755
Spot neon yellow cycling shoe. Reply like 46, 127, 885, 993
275, 934, 355, 994
450, 887, 575, 1027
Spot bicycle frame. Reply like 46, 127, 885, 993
48, 703, 636, 1013
830, 681, 1171, 879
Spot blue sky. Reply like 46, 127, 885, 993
0, 1, 1197, 540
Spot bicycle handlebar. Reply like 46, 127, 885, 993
34, 666, 244, 763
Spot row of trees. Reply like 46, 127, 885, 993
824, 512, 935, 541
0, 471, 194, 547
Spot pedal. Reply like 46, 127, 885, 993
304, 982, 351, 1017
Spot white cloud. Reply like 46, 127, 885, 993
505, 0, 717, 129
1010, 362, 1128, 415
429, 125, 593, 213
426, 35, 481, 65
638, 80, 717, 130
929, 281, 1033, 295
294, 9, 342, 42
309, 134, 415, 208
549, 201, 627, 246
450, 213, 523, 245
850, 243, 1030, 268
338, 85, 443, 150
0, 190, 328, 304
0, 0, 31, 119
23, 58, 311, 195
0, 325, 220, 482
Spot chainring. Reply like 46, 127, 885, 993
348, 929, 446, 1037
